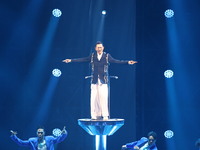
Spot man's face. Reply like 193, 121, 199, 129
95, 44, 104, 54
37, 128, 45, 139
148, 136, 156, 145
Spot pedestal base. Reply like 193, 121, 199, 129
78, 118, 124, 150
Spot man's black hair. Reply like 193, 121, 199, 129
37, 126, 45, 131
95, 41, 103, 46
147, 131, 157, 140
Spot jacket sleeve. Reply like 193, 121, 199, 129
108, 54, 129, 64
52, 132, 68, 144
125, 137, 148, 149
125, 141, 138, 149
71, 55, 91, 63
10, 135, 30, 147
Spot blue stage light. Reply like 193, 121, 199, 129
52, 128, 62, 137
165, 9, 174, 18
164, 130, 174, 138
164, 70, 174, 78
52, 69, 62, 77
102, 10, 106, 15
52, 9, 62, 17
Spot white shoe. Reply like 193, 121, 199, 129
103, 117, 109, 120
91, 117, 97, 120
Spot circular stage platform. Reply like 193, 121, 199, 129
78, 118, 124, 135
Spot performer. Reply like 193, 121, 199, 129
121, 131, 158, 150
10, 126, 67, 150
63, 41, 137, 120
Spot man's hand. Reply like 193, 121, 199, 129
128, 60, 137, 65
133, 146, 140, 150
62, 59, 72, 63
121, 145, 127, 150
10, 130, 17, 135
61, 126, 67, 134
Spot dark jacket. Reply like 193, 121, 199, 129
71, 52, 128, 84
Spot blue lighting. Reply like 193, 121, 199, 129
52, 69, 62, 77
164, 70, 174, 78
52, 128, 62, 137
52, 9, 62, 17
102, 10, 106, 15
165, 9, 174, 18
164, 130, 174, 138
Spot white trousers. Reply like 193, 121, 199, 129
90, 83, 109, 118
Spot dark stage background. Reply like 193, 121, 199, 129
0, 0, 200, 150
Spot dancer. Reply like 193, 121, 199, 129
10, 126, 67, 150
122, 131, 158, 150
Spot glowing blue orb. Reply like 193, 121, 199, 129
164, 130, 174, 138
164, 70, 174, 78
52, 69, 62, 77
165, 9, 174, 18
102, 10, 106, 15
52, 9, 62, 17
52, 128, 62, 137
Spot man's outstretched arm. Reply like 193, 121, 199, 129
52, 126, 68, 144
108, 54, 138, 65
10, 130, 30, 146
62, 55, 91, 63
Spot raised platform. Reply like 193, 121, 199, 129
78, 118, 124, 150
78, 118, 124, 135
